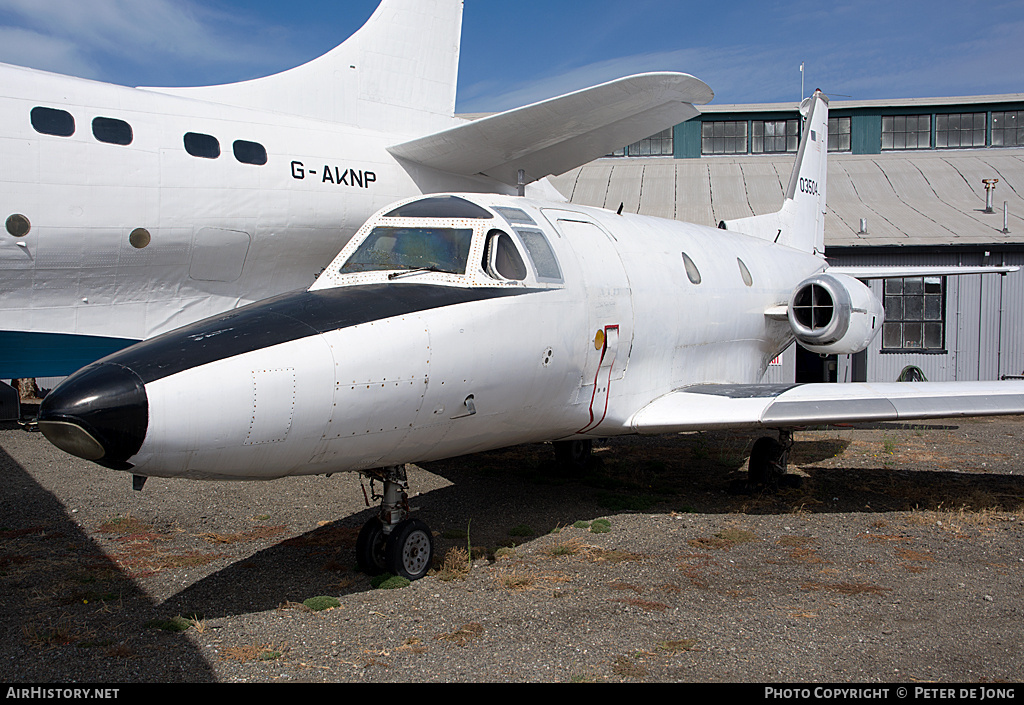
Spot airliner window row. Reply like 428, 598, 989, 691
29, 106, 268, 165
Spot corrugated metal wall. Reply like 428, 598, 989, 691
831, 249, 1024, 383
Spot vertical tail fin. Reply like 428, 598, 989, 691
143, 0, 463, 133
719, 90, 829, 255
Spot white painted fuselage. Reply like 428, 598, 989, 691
0, 62, 495, 345
97, 193, 824, 480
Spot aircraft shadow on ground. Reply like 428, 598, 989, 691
162, 425, 1024, 621
0, 436, 216, 682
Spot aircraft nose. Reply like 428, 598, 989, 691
37, 362, 148, 469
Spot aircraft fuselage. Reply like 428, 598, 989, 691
0, 62, 497, 374
38, 193, 825, 480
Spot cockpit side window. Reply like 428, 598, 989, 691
515, 228, 562, 282
483, 230, 527, 281
340, 226, 473, 275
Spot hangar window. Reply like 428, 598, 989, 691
752, 119, 799, 154
92, 117, 133, 145
936, 113, 986, 148
340, 226, 473, 276
385, 196, 493, 219
184, 132, 221, 159
483, 230, 527, 281
233, 140, 267, 165
31, 107, 75, 137
626, 128, 675, 157
828, 117, 851, 152
992, 111, 1023, 147
681, 252, 701, 285
701, 120, 748, 155
881, 276, 945, 352
881, 115, 931, 150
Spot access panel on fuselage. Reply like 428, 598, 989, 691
543, 211, 634, 432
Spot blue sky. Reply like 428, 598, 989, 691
0, 0, 1020, 112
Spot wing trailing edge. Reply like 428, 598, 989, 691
629, 381, 1024, 434
387, 72, 713, 187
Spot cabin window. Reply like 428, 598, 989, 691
31, 107, 75, 137
681, 252, 701, 284
184, 132, 221, 159
516, 228, 562, 282
385, 196, 493, 219
340, 226, 473, 275
483, 230, 527, 281
737, 258, 753, 286
233, 140, 267, 165
92, 117, 133, 146
881, 276, 945, 352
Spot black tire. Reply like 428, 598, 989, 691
355, 518, 387, 576
553, 439, 592, 471
385, 518, 434, 581
748, 436, 784, 486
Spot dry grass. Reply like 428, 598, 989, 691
197, 525, 286, 544
436, 622, 484, 646
220, 643, 286, 662
801, 580, 890, 596
436, 547, 471, 581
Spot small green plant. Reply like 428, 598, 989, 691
145, 615, 196, 632
303, 596, 340, 611
573, 520, 591, 529
590, 518, 611, 534
370, 573, 411, 589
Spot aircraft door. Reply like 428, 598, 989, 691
543, 212, 633, 427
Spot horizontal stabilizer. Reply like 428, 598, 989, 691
388, 72, 713, 187
629, 381, 1024, 434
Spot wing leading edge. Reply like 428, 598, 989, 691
388, 72, 713, 187
629, 381, 1024, 434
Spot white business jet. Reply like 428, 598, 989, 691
0, 0, 710, 379
37, 90, 1024, 581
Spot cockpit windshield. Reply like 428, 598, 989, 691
339, 226, 474, 275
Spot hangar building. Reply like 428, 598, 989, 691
549, 94, 1024, 385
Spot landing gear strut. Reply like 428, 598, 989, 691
355, 465, 434, 581
553, 438, 593, 471
746, 430, 800, 490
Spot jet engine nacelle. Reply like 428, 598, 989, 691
788, 272, 883, 355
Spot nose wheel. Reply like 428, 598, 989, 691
356, 465, 435, 581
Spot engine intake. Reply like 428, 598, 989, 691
788, 272, 883, 354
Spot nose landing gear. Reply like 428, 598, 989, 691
355, 465, 435, 581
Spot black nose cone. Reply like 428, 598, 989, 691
38, 362, 148, 469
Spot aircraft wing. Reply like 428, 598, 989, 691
387, 72, 713, 187
628, 381, 1024, 434
827, 265, 1019, 279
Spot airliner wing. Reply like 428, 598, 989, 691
388, 72, 713, 187
629, 381, 1024, 434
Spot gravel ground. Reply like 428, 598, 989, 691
1, 403, 1023, 683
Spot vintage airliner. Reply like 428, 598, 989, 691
0, 0, 710, 379
36, 91, 1024, 581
